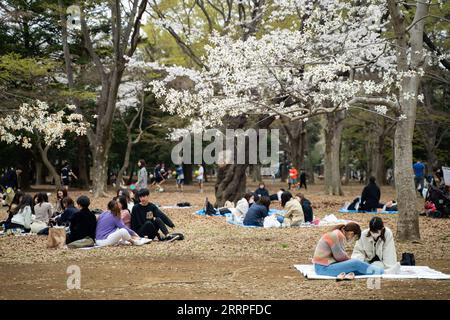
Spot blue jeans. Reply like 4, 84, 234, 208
315, 259, 384, 276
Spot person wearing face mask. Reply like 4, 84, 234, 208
312, 222, 400, 280
351, 217, 398, 270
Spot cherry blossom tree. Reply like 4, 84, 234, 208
151, 0, 449, 240
0, 100, 87, 188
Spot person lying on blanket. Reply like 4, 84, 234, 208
312, 222, 400, 280
351, 217, 398, 270
243, 196, 271, 227
277, 191, 303, 227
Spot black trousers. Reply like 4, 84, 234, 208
137, 218, 169, 239
299, 180, 307, 189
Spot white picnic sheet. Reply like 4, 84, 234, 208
294, 264, 450, 280
160, 205, 193, 209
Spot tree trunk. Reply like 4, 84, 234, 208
305, 130, 315, 184
370, 127, 387, 185
117, 135, 133, 186
388, 0, 427, 241
91, 139, 111, 197
35, 161, 43, 185
183, 164, 193, 185
37, 143, 62, 190
215, 164, 248, 207
394, 115, 419, 241
251, 164, 262, 182
77, 136, 90, 188
324, 111, 345, 196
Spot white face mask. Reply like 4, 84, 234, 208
370, 231, 381, 239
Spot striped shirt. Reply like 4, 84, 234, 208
312, 229, 349, 266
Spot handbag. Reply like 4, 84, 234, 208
263, 215, 281, 228
47, 226, 66, 249
400, 252, 415, 266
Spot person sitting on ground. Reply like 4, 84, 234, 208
230, 192, 254, 223
95, 200, 141, 247
31, 192, 53, 233
243, 196, 271, 227
295, 193, 314, 223
117, 196, 131, 228
4, 193, 33, 232
131, 188, 175, 240
54, 188, 68, 215
66, 196, 97, 244
269, 188, 285, 202
254, 182, 270, 198
351, 217, 397, 270
1, 190, 24, 227
359, 176, 383, 212
312, 222, 400, 279
279, 191, 303, 227
54, 197, 78, 226
117, 189, 135, 212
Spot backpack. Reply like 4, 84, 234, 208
204, 199, 217, 215
400, 252, 415, 266
176, 202, 191, 207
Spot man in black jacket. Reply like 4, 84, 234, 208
67, 195, 96, 244
131, 188, 175, 240
359, 176, 383, 212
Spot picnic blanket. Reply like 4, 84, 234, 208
195, 208, 285, 217
226, 214, 352, 228
338, 208, 398, 214
294, 264, 450, 280
161, 205, 193, 209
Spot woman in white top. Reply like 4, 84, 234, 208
230, 193, 254, 223
31, 192, 54, 233
351, 217, 398, 269
6, 194, 33, 232
279, 191, 304, 227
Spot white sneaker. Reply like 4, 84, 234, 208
385, 262, 401, 275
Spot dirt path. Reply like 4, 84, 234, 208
1, 181, 449, 300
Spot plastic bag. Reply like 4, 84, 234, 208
263, 215, 281, 228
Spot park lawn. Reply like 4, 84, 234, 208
0, 180, 449, 300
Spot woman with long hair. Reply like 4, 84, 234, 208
95, 200, 143, 247
312, 222, 399, 280
5, 194, 33, 232
351, 217, 398, 270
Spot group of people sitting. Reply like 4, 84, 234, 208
313, 217, 400, 279
227, 182, 313, 227
0, 187, 177, 247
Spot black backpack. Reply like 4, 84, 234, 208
204, 199, 217, 215
400, 252, 415, 266
177, 202, 191, 207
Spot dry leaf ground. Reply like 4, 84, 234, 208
0, 179, 449, 300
